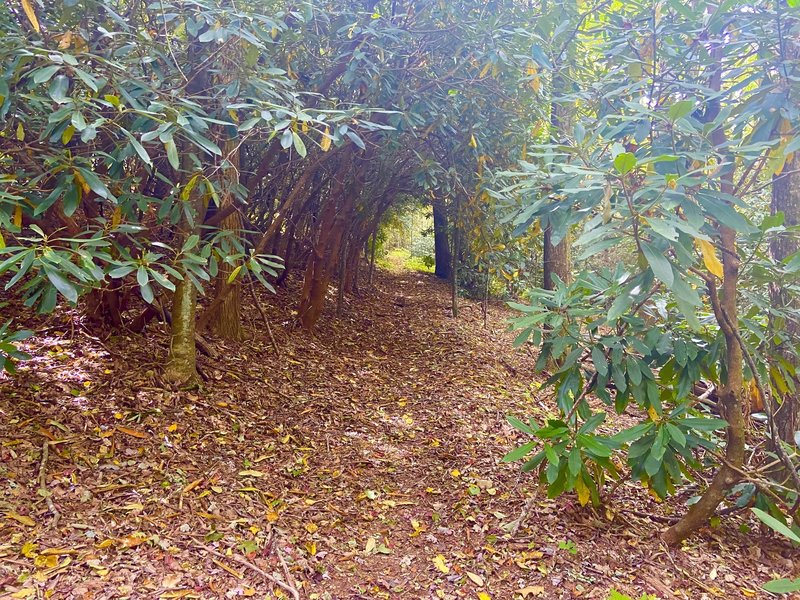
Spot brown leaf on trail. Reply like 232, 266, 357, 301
182, 479, 203, 494
116, 425, 148, 438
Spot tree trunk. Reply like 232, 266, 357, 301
209, 139, 243, 341
769, 4, 799, 449
164, 274, 200, 386
770, 151, 800, 446
451, 195, 460, 318
664, 48, 745, 545
433, 197, 452, 280
297, 153, 358, 329
544, 65, 572, 291
369, 229, 377, 285
164, 34, 207, 386
543, 225, 571, 290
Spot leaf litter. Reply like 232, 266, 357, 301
0, 269, 795, 599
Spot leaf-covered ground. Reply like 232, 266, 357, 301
0, 268, 795, 599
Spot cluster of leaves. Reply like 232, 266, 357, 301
497, 0, 800, 545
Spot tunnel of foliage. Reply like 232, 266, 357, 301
1, 0, 800, 582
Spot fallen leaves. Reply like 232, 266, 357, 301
116, 425, 148, 438
0, 268, 777, 600
432, 554, 450, 574
6, 513, 36, 527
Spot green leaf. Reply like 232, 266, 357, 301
665, 422, 686, 448
641, 241, 673, 286
32, 65, 61, 84
668, 99, 695, 121
751, 508, 800, 544
613, 152, 637, 175
762, 578, 800, 593
502, 440, 536, 463
165, 137, 180, 170
507, 415, 535, 435
292, 132, 307, 157
44, 267, 78, 304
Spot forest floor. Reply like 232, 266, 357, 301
0, 265, 795, 600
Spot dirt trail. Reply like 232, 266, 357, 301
0, 269, 788, 599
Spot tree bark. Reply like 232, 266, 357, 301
544, 65, 572, 290
664, 46, 745, 545
210, 139, 244, 341
770, 152, 800, 446
433, 197, 452, 280
543, 225, 571, 290
163, 33, 208, 386
769, 3, 800, 449
297, 151, 359, 329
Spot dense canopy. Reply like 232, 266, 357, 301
1, 0, 799, 597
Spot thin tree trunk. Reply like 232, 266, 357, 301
544, 66, 572, 290
210, 139, 243, 340
769, 3, 799, 450
369, 229, 377, 285
451, 196, 460, 318
433, 197, 452, 280
164, 35, 207, 386
665, 47, 745, 545
770, 152, 800, 447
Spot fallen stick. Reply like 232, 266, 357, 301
248, 279, 280, 356
38, 440, 61, 529
194, 541, 300, 600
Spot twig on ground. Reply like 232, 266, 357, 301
194, 541, 300, 600
248, 279, 280, 356
38, 439, 60, 529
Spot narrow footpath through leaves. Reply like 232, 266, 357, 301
0, 269, 791, 599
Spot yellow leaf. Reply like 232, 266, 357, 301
0, 232, 5, 249
575, 477, 590, 507
10, 588, 36, 599
647, 406, 659, 421
182, 479, 203, 494
477, 593, 491, 600
305, 522, 319, 534
238, 470, 265, 478
73, 170, 90, 194
226, 265, 243, 284
61, 124, 75, 145
111, 206, 122, 228
305, 541, 316, 555
469, 134, 477, 149
467, 572, 485, 587
16, 122, 24, 141
116, 426, 148, 439
13, 205, 22, 228
211, 557, 242, 579
6, 513, 36, 527
450, 469, 461, 478
34, 554, 59, 568
21, 541, 38, 557
364, 537, 376, 554
432, 554, 450, 574
320, 127, 332, 152
167, 423, 178, 432
20, 0, 41, 33
696, 238, 723, 279
479, 62, 491, 78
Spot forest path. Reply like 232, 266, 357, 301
0, 269, 781, 599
